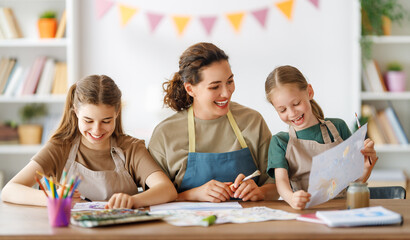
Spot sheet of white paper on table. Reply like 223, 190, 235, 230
149, 201, 242, 212
306, 123, 367, 208
72, 201, 108, 211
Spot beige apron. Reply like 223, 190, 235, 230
285, 119, 344, 194
62, 137, 139, 201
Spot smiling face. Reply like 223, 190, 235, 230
269, 83, 319, 131
184, 60, 235, 120
75, 103, 118, 150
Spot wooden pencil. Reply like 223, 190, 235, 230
34, 176, 48, 197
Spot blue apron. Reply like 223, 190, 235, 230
178, 106, 259, 192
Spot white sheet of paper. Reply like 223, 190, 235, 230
306, 123, 367, 208
72, 201, 108, 211
149, 201, 242, 212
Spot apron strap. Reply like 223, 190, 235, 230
187, 106, 248, 153
324, 120, 343, 142
226, 111, 248, 148
188, 106, 196, 153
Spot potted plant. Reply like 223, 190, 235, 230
38, 11, 57, 38
18, 103, 48, 144
360, 0, 407, 61
385, 61, 406, 92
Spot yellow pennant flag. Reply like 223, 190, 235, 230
226, 12, 245, 33
172, 16, 191, 36
118, 4, 138, 26
275, 0, 294, 21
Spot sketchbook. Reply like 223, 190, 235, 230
316, 206, 403, 227
70, 209, 164, 227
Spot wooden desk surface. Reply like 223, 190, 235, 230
1, 199, 409, 240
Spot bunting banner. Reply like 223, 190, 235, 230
94, 0, 320, 36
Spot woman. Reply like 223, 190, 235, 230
148, 42, 278, 202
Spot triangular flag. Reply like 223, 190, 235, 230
275, 0, 294, 21
226, 12, 245, 33
95, 0, 114, 19
308, 0, 320, 9
146, 12, 164, 33
172, 15, 191, 36
251, 7, 269, 28
199, 16, 217, 36
118, 4, 138, 27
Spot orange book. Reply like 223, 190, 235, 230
55, 10, 66, 38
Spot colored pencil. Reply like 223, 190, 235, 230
34, 176, 48, 197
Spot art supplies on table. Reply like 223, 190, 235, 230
70, 209, 164, 228
72, 201, 108, 211
316, 206, 403, 227
151, 206, 298, 227
149, 201, 242, 212
296, 213, 326, 224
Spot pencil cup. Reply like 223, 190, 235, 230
47, 198, 72, 227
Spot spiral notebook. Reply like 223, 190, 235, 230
70, 209, 164, 227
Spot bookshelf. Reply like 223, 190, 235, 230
359, 0, 410, 175
0, 0, 78, 159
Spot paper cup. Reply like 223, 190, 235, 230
47, 198, 72, 227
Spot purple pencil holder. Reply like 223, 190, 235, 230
47, 198, 72, 227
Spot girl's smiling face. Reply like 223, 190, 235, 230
269, 83, 319, 131
76, 103, 118, 150
185, 60, 235, 120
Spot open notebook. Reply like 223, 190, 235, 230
71, 209, 164, 227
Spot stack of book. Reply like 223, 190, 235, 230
362, 59, 387, 92
0, 7, 23, 39
362, 104, 409, 145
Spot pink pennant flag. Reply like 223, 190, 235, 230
308, 0, 320, 9
251, 7, 269, 28
95, 0, 114, 19
199, 16, 217, 36
146, 12, 164, 33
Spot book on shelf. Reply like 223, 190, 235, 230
51, 62, 68, 95
316, 206, 403, 227
0, 7, 22, 39
36, 58, 56, 96
0, 58, 17, 94
384, 104, 409, 145
55, 10, 67, 38
21, 56, 47, 95
362, 104, 386, 145
362, 60, 386, 92
3, 65, 23, 96
377, 110, 399, 144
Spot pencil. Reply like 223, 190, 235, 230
229, 170, 261, 188
34, 176, 48, 197
355, 112, 372, 165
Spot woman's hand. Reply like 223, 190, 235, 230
105, 193, 135, 209
183, 180, 234, 203
289, 190, 311, 210
231, 173, 264, 201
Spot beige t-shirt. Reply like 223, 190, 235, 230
32, 135, 162, 190
148, 102, 274, 189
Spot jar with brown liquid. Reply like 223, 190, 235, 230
346, 182, 370, 209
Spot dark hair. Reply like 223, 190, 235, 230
163, 42, 229, 111
265, 65, 324, 120
51, 75, 124, 142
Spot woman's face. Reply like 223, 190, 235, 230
76, 103, 118, 150
269, 83, 318, 131
185, 60, 235, 120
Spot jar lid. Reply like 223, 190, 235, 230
349, 182, 368, 186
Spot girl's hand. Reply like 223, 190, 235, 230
289, 190, 311, 210
105, 193, 135, 209
70, 189, 81, 206
361, 138, 378, 168
231, 173, 264, 201
190, 180, 234, 203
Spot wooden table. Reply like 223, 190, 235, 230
0, 199, 409, 240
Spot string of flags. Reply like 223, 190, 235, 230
95, 0, 320, 36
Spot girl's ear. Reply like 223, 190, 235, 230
307, 84, 314, 100
184, 82, 195, 97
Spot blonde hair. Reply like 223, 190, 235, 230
51, 75, 124, 142
265, 65, 324, 120
163, 42, 229, 111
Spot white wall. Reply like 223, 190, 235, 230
79, 0, 358, 142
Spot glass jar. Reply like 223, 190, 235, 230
346, 182, 370, 209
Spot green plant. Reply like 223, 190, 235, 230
19, 103, 48, 124
387, 61, 403, 71
39, 11, 56, 19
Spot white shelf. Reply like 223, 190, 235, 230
0, 145, 42, 154
0, 38, 67, 47
364, 35, 410, 44
361, 92, 410, 100
0, 95, 66, 103
375, 144, 410, 153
